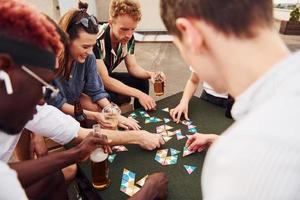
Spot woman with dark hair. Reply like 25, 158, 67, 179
48, 2, 139, 130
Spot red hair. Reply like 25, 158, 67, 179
0, 0, 62, 56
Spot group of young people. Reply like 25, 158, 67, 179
1, 0, 300, 199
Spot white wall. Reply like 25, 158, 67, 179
138, 0, 166, 31
58, 0, 97, 17
26, 0, 166, 31
96, 0, 166, 31
274, 8, 292, 20
25, 0, 60, 21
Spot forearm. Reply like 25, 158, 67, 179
74, 128, 142, 146
101, 129, 142, 146
61, 102, 93, 121
180, 79, 198, 104
97, 98, 111, 109
128, 65, 152, 80
9, 148, 79, 187
105, 76, 144, 98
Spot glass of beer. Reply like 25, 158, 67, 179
153, 71, 164, 96
102, 103, 121, 130
90, 124, 110, 190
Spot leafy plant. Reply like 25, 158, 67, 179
289, 7, 300, 21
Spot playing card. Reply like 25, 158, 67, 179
108, 154, 116, 163
136, 175, 148, 187
184, 165, 197, 174
183, 146, 196, 157
112, 145, 128, 152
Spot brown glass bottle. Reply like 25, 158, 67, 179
74, 100, 88, 128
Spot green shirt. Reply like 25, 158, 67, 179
93, 23, 135, 74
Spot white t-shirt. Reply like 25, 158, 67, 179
189, 66, 228, 98
202, 52, 300, 199
0, 104, 80, 162
0, 161, 28, 199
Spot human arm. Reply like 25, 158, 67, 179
170, 72, 200, 123
29, 134, 48, 158
60, 102, 112, 128
75, 128, 164, 150
96, 59, 156, 110
9, 134, 107, 188
185, 133, 219, 152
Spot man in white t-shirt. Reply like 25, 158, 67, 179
161, 0, 300, 199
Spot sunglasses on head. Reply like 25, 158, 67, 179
76, 16, 98, 28
21, 66, 60, 101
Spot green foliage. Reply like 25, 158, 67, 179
289, 7, 300, 21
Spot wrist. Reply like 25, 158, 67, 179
207, 134, 218, 143
129, 131, 142, 145
84, 110, 96, 121
67, 146, 82, 163
135, 90, 144, 99
179, 98, 189, 106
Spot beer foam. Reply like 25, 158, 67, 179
90, 148, 108, 163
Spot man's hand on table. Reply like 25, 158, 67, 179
170, 101, 189, 123
118, 115, 141, 130
137, 92, 156, 111
129, 172, 168, 200
185, 133, 219, 152
138, 131, 165, 150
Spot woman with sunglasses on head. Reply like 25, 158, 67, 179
47, 1, 138, 130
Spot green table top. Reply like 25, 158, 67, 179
78, 92, 233, 200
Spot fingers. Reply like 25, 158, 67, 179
176, 110, 182, 123
159, 136, 165, 145
185, 135, 196, 147
150, 100, 156, 110
93, 135, 109, 145
100, 121, 113, 129
118, 123, 128, 130
170, 108, 176, 121
142, 101, 150, 111
184, 111, 189, 121
126, 119, 141, 130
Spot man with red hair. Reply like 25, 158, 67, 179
0, 0, 108, 199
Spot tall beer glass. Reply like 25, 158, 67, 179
153, 71, 164, 96
90, 124, 110, 190
102, 103, 121, 130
